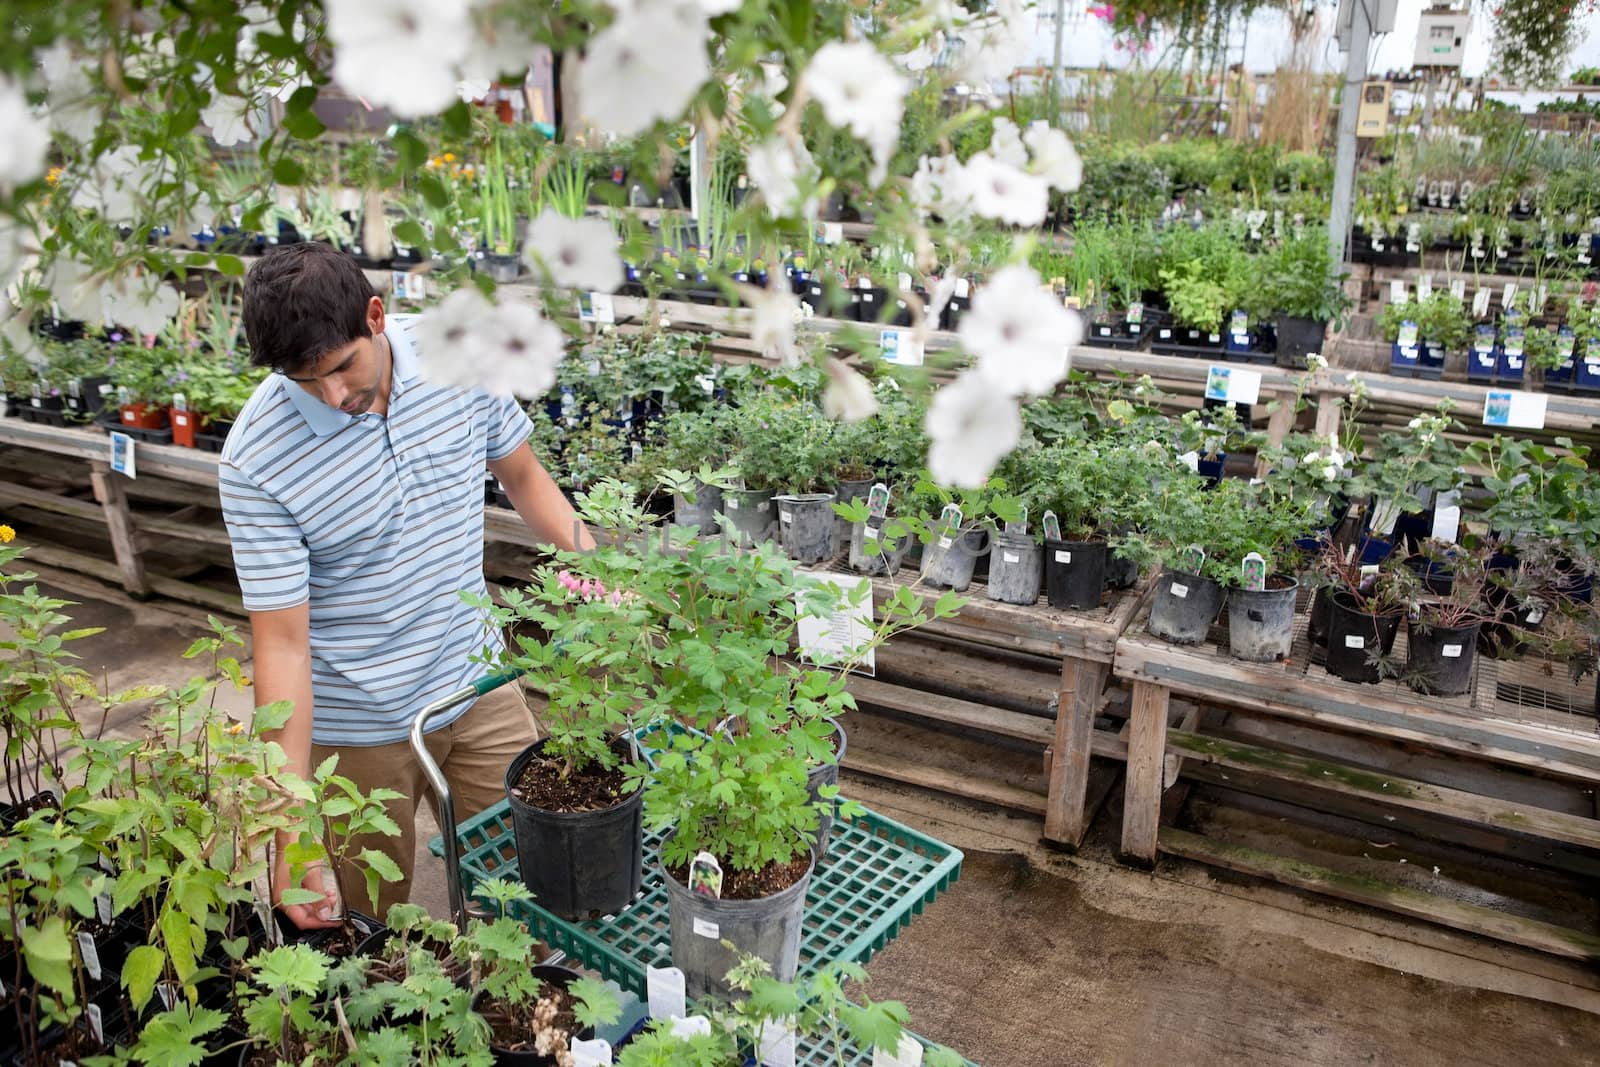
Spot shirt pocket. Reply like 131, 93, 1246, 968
409, 407, 479, 503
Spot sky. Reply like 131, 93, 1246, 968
1024, 0, 1600, 81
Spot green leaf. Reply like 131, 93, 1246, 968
215, 254, 245, 277
279, 887, 325, 907
282, 108, 325, 140
359, 847, 403, 884
20, 917, 74, 996
272, 157, 306, 185
392, 220, 427, 249
392, 129, 427, 172
161, 907, 198, 983
123, 944, 166, 1013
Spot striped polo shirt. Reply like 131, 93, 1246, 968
219, 315, 533, 746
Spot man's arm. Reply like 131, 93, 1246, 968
251, 601, 341, 930
489, 442, 597, 551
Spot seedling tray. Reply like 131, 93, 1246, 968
432, 800, 961, 995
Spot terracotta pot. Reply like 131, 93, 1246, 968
120, 403, 169, 431
169, 407, 206, 447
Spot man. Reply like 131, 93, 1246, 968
220, 243, 593, 931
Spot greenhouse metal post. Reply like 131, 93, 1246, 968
1328, 0, 1374, 270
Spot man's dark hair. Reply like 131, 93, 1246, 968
241, 243, 377, 373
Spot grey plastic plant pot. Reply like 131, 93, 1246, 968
1148, 569, 1225, 645
848, 520, 910, 576
808, 719, 847, 863
1405, 618, 1480, 696
775, 493, 837, 565
671, 483, 724, 535
504, 741, 645, 921
1043, 538, 1107, 610
987, 533, 1043, 605
722, 488, 777, 547
833, 478, 875, 558
661, 836, 815, 1000
919, 527, 991, 591
1227, 576, 1299, 662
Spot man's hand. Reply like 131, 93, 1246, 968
275, 854, 342, 931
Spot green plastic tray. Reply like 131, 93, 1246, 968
430, 801, 961, 997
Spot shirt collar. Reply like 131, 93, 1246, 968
281, 319, 421, 438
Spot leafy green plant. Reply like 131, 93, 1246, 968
1257, 228, 1351, 325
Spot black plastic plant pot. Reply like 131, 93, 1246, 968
1148, 569, 1225, 645
472, 965, 595, 1067
1324, 590, 1402, 684
1105, 545, 1140, 590
833, 478, 875, 560
1043, 538, 1107, 611
1405, 618, 1480, 696
1227, 576, 1299, 663
1405, 554, 1455, 596
671, 483, 724, 535
1307, 585, 1332, 647
1197, 454, 1226, 488
661, 836, 814, 1001
504, 741, 644, 922
276, 908, 386, 951
1274, 314, 1327, 367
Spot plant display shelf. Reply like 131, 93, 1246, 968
815, 561, 1149, 847
1110, 594, 1600, 959
429, 801, 970, 1065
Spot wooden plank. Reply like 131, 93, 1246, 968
0, 418, 221, 486
1160, 827, 1600, 962
1043, 657, 1109, 848
1256, 389, 1297, 480
841, 750, 1048, 815
0, 481, 105, 522
846, 674, 1052, 744
1120, 679, 1171, 867
89, 460, 149, 596
1164, 704, 1203, 790
23, 544, 241, 615
1167, 729, 1600, 851
135, 513, 234, 548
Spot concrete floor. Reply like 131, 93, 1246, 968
17, 565, 1600, 1066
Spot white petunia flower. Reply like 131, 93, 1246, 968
0, 77, 48, 190
909, 154, 972, 219
746, 136, 819, 220
325, 0, 473, 117
747, 284, 802, 366
201, 94, 254, 147
456, 77, 493, 104
925, 370, 1022, 489
898, 29, 946, 73
925, 273, 959, 327
461, 17, 536, 83
69, 146, 152, 223
1305, 352, 1328, 370
955, 0, 1030, 82
1023, 123, 1083, 192
823, 358, 878, 423
698, 0, 743, 12
39, 44, 101, 141
963, 152, 1049, 228
959, 265, 1080, 398
415, 288, 566, 398
0, 314, 41, 366
45, 256, 109, 325
102, 275, 180, 336
523, 210, 623, 293
804, 41, 907, 184
576, 5, 709, 137
988, 118, 1028, 169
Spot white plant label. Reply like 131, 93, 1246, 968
668, 1016, 713, 1039
938, 537, 953, 550
879, 328, 925, 367
1240, 552, 1267, 592
1502, 283, 1518, 311
647, 966, 687, 1020
1442, 644, 1463, 658
1430, 490, 1462, 545
1345, 635, 1365, 649
1204, 365, 1261, 406
570, 1038, 612, 1067
779, 510, 794, 524
109, 431, 136, 479
1055, 550, 1072, 564
873, 1036, 924, 1067
1417, 274, 1433, 301
1170, 583, 1190, 599
758, 1020, 798, 1067
77, 932, 102, 982
1450, 279, 1466, 301
578, 292, 616, 325
795, 570, 876, 674
1473, 288, 1492, 317
1177, 450, 1200, 473
87, 1004, 104, 1045
688, 852, 723, 899
691, 917, 720, 939
96, 894, 112, 925
1003, 552, 1021, 564
1389, 280, 1407, 305
1528, 607, 1546, 625
1482, 391, 1546, 430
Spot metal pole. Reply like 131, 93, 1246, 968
689, 130, 710, 247
1048, 0, 1066, 124
1328, 0, 1372, 274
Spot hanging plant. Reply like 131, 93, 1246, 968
1490, 0, 1593, 89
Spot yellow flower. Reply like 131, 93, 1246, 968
0, 525, 14, 543
442, 152, 456, 163
240, 676, 253, 688
226, 722, 245, 735
45, 167, 62, 186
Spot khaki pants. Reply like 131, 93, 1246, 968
310, 682, 542, 921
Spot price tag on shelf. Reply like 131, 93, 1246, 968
795, 570, 876, 675
1203, 365, 1261, 406
109, 432, 137, 480
1483, 390, 1547, 430
879, 328, 924, 368
578, 292, 616, 325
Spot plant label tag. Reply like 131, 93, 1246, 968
758, 1020, 798, 1067
955, 277, 970, 299
1389, 280, 1407, 305
1055, 550, 1072, 564
1127, 301, 1144, 326
795, 572, 876, 673
1204, 365, 1260, 405
1431, 492, 1461, 544
1177, 450, 1200, 473
647, 966, 687, 1020
77, 932, 102, 982
569, 1037, 612, 1067
779, 509, 793, 524
1482, 391, 1546, 430
1182, 545, 1206, 573
109, 431, 136, 480
1450, 279, 1466, 301
406, 272, 428, 300
1417, 274, 1433, 302
868, 483, 891, 521
96, 894, 112, 925
578, 292, 616, 325
1041, 511, 1061, 542
1241, 553, 1267, 592
1473, 288, 1492, 317
1169, 583, 1189, 599
873, 1036, 923, 1067
86, 1004, 104, 1045
157, 981, 179, 1011
1003, 552, 1021, 564
1533, 285, 1548, 314
688, 852, 723, 899
1527, 607, 1546, 625
1502, 283, 1517, 312
1345, 634, 1365, 649
692, 917, 720, 939
938, 537, 953, 550
668, 1016, 713, 1038
1442, 644, 1463, 658
939, 504, 963, 536
1396, 320, 1419, 347
879, 328, 924, 367
390, 269, 410, 297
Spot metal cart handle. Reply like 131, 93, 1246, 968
410, 668, 524, 933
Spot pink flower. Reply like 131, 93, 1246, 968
1087, 4, 1115, 21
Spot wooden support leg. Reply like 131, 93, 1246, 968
1119, 679, 1172, 869
1255, 389, 1297, 480
1043, 657, 1109, 850
89, 459, 150, 598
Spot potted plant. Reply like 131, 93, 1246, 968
754, 399, 844, 566
897, 477, 1016, 594
1308, 539, 1409, 684
1398, 539, 1500, 696
108, 344, 173, 440
1259, 229, 1350, 368
1020, 443, 1111, 611
1344, 407, 1463, 565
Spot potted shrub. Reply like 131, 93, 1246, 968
108, 344, 173, 439
1157, 257, 1229, 355
755, 399, 846, 566
1260, 229, 1350, 368
895, 477, 1015, 593
725, 393, 797, 549
1020, 444, 1111, 611
1344, 407, 1462, 565
1398, 539, 1498, 696
1308, 539, 1408, 684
